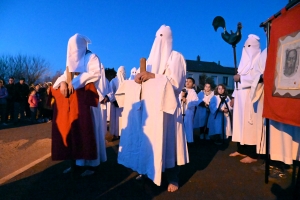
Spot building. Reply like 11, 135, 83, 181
186, 55, 235, 91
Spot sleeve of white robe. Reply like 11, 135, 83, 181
186, 89, 199, 110
72, 54, 101, 90
53, 70, 67, 89
239, 72, 254, 88
250, 49, 267, 102
239, 55, 260, 89
155, 51, 186, 95
52, 54, 101, 90
232, 90, 236, 98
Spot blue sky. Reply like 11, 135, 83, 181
1, 0, 286, 78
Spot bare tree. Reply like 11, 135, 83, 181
105, 68, 117, 81
0, 54, 50, 84
50, 70, 64, 84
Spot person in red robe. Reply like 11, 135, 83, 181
49, 83, 99, 161
51, 33, 104, 176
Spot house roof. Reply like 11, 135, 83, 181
186, 59, 235, 75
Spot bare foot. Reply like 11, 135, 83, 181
240, 156, 257, 163
167, 182, 179, 192
229, 151, 246, 157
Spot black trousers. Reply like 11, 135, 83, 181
237, 142, 258, 159
165, 165, 180, 183
6, 100, 14, 121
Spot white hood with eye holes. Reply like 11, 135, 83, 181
237, 34, 261, 75
146, 25, 173, 74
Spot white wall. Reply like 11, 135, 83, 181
186, 72, 234, 90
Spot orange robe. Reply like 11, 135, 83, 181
49, 83, 99, 160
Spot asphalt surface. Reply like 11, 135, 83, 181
0, 122, 299, 200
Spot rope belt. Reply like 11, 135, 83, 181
235, 86, 251, 90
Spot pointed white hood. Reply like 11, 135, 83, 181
238, 34, 261, 75
129, 67, 137, 80
117, 66, 126, 86
146, 25, 173, 74
66, 33, 91, 73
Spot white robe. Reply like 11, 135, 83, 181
232, 73, 258, 145
180, 88, 198, 143
253, 50, 300, 164
269, 120, 300, 165
193, 91, 214, 128
106, 102, 111, 121
109, 77, 123, 136
117, 51, 189, 186
105, 78, 113, 122
53, 53, 107, 166
207, 95, 232, 138
249, 49, 267, 154
232, 35, 261, 145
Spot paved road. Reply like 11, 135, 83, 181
0, 123, 299, 199
0, 122, 51, 182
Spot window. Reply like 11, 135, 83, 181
211, 76, 217, 85
223, 76, 228, 85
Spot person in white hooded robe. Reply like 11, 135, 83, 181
53, 33, 108, 176
251, 38, 300, 177
109, 66, 125, 140
116, 25, 189, 192
128, 67, 137, 80
230, 34, 261, 163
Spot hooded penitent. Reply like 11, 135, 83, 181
117, 25, 188, 186
237, 34, 261, 76
232, 34, 262, 147
146, 25, 173, 74
117, 66, 126, 85
128, 67, 137, 80
66, 33, 91, 73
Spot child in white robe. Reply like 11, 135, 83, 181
194, 83, 214, 140
207, 84, 232, 145
180, 77, 199, 143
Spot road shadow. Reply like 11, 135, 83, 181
179, 128, 230, 187
270, 161, 300, 200
0, 147, 151, 200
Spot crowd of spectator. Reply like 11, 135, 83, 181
0, 77, 53, 126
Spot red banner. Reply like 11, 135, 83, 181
263, 3, 300, 127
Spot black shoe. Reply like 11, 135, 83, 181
112, 136, 120, 141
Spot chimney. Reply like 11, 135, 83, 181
197, 55, 200, 63
218, 61, 220, 65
